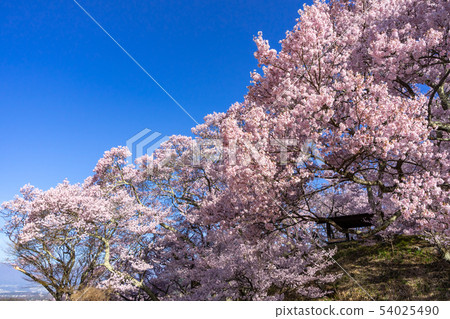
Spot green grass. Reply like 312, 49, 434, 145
317, 235, 450, 300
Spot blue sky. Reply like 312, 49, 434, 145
0, 0, 310, 262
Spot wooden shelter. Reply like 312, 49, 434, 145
317, 213, 374, 243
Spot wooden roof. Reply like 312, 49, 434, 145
317, 213, 374, 229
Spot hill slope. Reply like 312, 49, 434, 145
319, 236, 449, 300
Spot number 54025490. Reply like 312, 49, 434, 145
379, 305, 439, 316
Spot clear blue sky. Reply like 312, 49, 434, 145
0, 0, 310, 261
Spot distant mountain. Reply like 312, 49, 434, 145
0, 263, 51, 300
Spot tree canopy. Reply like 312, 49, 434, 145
2, 0, 449, 300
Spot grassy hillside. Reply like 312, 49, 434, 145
319, 235, 449, 301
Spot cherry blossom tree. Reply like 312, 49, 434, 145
1, 148, 169, 300
1, 182, 108, 300
2, 144, 336, 300
132, 135, 337, 300
2, 0, 449, 301
218, 0, 449, 257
